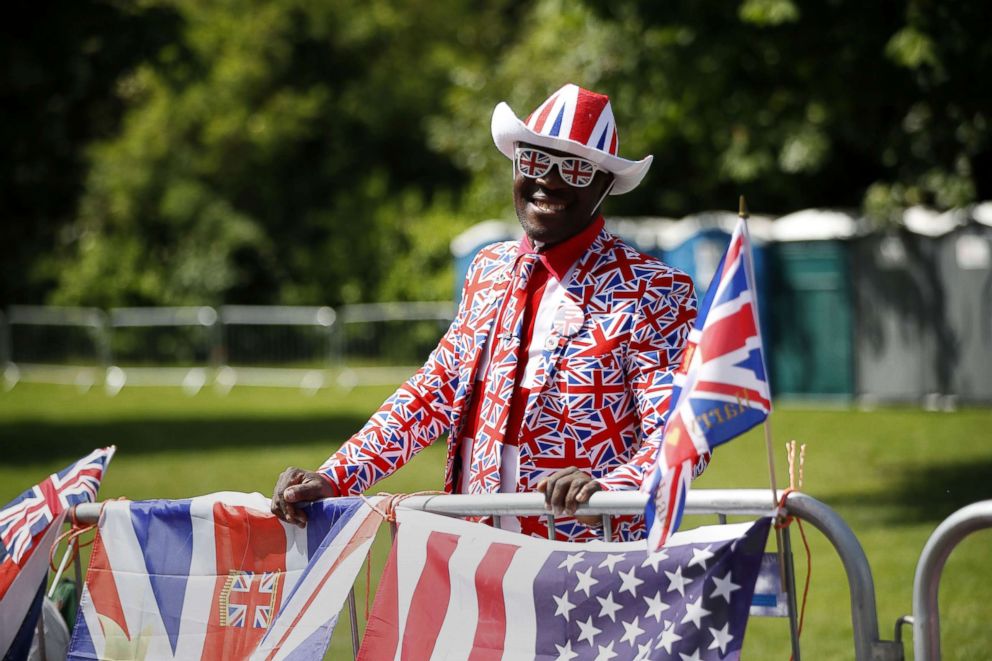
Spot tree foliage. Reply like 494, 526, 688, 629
2, 0, 989, 307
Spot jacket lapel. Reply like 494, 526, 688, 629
449, 253, 515, 439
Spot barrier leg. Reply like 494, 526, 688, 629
348, 587, 360, 659
781, 526, 802, 660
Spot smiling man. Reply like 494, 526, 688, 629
272, 84, 702, 542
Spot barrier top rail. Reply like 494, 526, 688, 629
7, 305, 106, 327
110, 306, 218, 327
339, 301, 454, 323
72, 488, 902, 660
220, 305, 336, 326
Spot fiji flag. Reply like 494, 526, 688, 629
67, 492, 383, 661
0, 447, 115, 659
645, 217, 771, 549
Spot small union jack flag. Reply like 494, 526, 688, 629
0, 446, 115, 567
1, 446, 114, 657
645, 217, 771, 549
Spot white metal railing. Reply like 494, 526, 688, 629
71, 489, 904, 660
107, 306, 219, 395
2, 303, 453, 395
4, 306, 109, 392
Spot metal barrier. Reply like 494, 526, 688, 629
107, 306, 218, 395
71, 489, 904, 660
911, 500, 992, 661
3, 306, 109, 392
336, 302, 453, 389
2, 303, 454, 395
216, 305, 336, 394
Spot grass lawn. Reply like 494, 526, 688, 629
1, 384, 990, 659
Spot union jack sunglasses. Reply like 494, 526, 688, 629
514, 147, 601, 188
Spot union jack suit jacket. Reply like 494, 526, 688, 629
319, 227, 697, 541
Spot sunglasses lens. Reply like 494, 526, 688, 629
516, 149, 598, 187
559, 158, 595, 187
517, 149, 551, 178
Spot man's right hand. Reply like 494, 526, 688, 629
270, 467, 337, 527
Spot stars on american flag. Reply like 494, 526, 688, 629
535, 531, 761, 660
711, 571, 741, 603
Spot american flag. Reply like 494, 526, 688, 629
0, 446, 115, 657
358, 509, 770, 660
645, 217, 771, 550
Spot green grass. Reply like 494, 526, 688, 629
2, 384, 990, 659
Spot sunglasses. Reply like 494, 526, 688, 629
514, 147, 601, 188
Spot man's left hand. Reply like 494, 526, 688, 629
535, 467, 603, 525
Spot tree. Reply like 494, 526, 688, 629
433, 0, 992, 221
49, 0, 524, 307
0, 1, 180, 306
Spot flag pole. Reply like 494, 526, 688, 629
740, 196, 802, 658
738, 195, 781, 511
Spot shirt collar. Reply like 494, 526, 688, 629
517, 215, 604, 282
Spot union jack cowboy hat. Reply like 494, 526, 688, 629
491, 83, 653, 195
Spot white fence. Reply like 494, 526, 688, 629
2, 303, 453, 395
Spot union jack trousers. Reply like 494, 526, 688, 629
319, 227, 698, 541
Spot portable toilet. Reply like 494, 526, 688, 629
605, 217, 677, 262
450, 220, 519, 304
851, 207, 957, 405
769, 209, 859, 399
935, 203, 992, 403
656, 211, 774, 345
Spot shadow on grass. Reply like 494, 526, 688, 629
829, 458, 992, 525
0, 413, 370, 465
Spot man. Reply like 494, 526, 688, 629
272, 83, 699, 541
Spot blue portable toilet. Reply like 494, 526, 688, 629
653, 211, 774, 346
451, 220, 519, 305
604, 217, 676, 262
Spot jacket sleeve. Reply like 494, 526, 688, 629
317, 257, 483, 495
596, 269, 698, 491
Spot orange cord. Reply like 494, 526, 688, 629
50, 498, 126, 572
355, 491, 446, 624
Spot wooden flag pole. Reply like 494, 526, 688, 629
738, 195, 781, 512
740, 195, 802, 658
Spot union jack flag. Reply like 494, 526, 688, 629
645, 218, 771, 549
0, 446, 115, 568
1, 447, 115, 657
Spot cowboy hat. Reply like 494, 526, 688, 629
491, 83, 653, 195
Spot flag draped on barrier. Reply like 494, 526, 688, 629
0, 446, 115, 659
645, 217, 772, 550
359, 508, 770, 661
66, 492, 383, 661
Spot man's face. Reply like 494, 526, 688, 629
512, 142, 614, 246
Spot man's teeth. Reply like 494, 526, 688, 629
533, 199, 566, 212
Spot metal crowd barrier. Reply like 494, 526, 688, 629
2, 303, 454, 395
910, 500, 992, 661
72, 489, 904, 660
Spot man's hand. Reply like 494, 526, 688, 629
271, 467, 336, 527
535, 467, 603, 525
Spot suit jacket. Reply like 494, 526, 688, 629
318, 227, 697, 541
